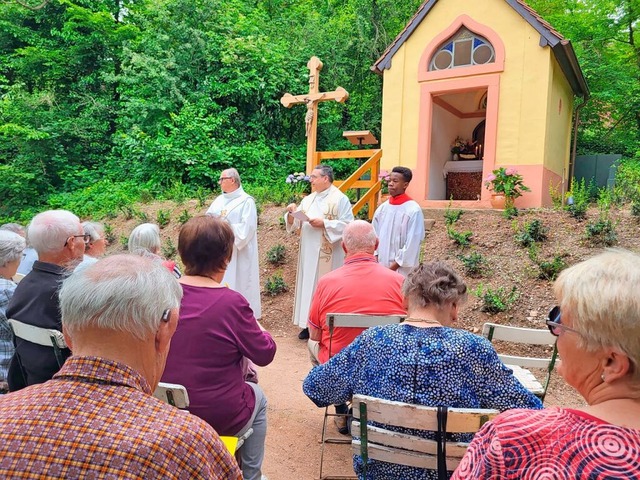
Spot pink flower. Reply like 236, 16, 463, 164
505, 167, 517, 176
378, 170, 389, 180
486, 174, 496, 182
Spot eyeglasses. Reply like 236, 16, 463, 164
64, 234, 91, 247
218, 176, 232, 181
545, 306, 581, 337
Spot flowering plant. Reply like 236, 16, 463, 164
378, 169, 390, 194
484, 167, 531, 200
285, 172, 310, 201
451, 136, 475, 154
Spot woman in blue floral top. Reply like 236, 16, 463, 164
303, 260, 542, 480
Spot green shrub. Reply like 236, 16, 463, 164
162, 238, 177, 259
104, 224, 116, 244
549, 182, 564, 210
538, 255, 567, 281
447, 227, 472, 247
140, 189, 154, 204
613, 157, 640, 204
585, 219, 618, 246
502, 206, 518, 219
194, 186, 209, 208
632, 201, 640, 217
444, 201, 463, 226
514, 219, 548, 247
265, 273, 288, 296
178, 209, 192, 225
458, 251, 487, 277
136, 210, 149, 223
166, 182, 189, 205
156, 209, 170, 228
120, 235, 129, 250
267, 244, 286, 264
565, 178, 591, 220
474, 284, 519, 314
120, 205, 136, 220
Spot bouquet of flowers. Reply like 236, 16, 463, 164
286, 172, 310, 202
378, 170, 390, 194
451, 136, 467, 154
484, 167, 530, 200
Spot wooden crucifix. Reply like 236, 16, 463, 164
280, 56, 349, 174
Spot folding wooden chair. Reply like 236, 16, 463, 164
352, 394, 498, 479
318, 313, 405, 480
482, 322, 560, 402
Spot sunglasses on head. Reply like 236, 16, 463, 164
545, 306, 581, 336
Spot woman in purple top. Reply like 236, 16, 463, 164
162, 215, 276, 480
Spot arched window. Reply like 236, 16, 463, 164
429, 28, 495, 71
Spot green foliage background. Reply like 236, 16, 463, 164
1, 0, 639, 221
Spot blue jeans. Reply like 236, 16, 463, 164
235, 382, 268, 480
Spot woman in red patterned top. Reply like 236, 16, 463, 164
453, 249, 640, 479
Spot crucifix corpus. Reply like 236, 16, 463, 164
280, 56, 349, 174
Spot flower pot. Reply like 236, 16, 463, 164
490, 193, 506, 209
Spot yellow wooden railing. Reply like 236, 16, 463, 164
315, 149, 383, 220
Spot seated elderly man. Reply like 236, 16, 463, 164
75, 221, 109, 270
6, 210, 86, 390
0, 254, 241, 479
307, 220, 406, 433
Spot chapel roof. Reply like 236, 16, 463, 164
372, 0, 589, 98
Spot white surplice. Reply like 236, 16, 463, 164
285, 185, 354, 328
206, 187, 262, 318
372, 198, 425, 277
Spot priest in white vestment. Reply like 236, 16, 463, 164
206, 168, 262, 318
372, 166, 425, 277
285, 164, 354, 338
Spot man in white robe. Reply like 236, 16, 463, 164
206, 168, 261, 319
372, 166, 425, 277
285, 164, 354, 339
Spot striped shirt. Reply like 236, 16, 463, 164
0, 356, 241, 479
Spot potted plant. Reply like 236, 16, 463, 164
484, 167, 531, 209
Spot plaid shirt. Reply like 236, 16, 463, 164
0, 277, 17, 389
0, 356, 242, 479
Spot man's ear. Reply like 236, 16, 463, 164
155, 309, 177, 354
375, 238, 379, 251
342, 241, 347, 254
62, 325, 73, 351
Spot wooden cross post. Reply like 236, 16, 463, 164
280, 56, 349, 174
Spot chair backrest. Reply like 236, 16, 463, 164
153, 382, 190, 408
326, 313, 405, 358
351, 394, 498, 474
8, 319, 67, 349
482, 322, 559, 397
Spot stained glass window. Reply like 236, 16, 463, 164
429, 28, 495, 71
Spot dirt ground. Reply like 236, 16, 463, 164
105, 198, 640, 480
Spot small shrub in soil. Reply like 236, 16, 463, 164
446, 227, 472, 248
136, 210, 149, 223
458, 251, 487, 277
194, 187, 209, 208
474, 284, 519, 314
120, 205, 136, 220
162, 238, 177, 259
156, 209, 170, 228
565, 178, 590, 220
444, 201, 463, 226
104, 224, 116, 244
632, 201, 640, 217
178, 209, 192, 225
502, 206, 518, 219
120, 235, 128, 250
514, 219, 548, 247
265, 273, 288, 296
267, 244, 286, 264
585, 218, 618, 246
140, 189, 153, 204
538, 255, 567, 281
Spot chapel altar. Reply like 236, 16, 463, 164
443, 159, 483, 200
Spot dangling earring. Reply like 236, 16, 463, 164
601, 373, 606, 382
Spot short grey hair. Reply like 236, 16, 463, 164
60, 254, 182, 341
314, 164, 334, 183
554, 248, 640, 381
128, 223, 161, 254
0, 230, 26, 268
343, 220, 377, 254
0, 223, 25, 236
403, 261, 467, 310
28, 210, 81, 255
82, 221, 104, 242
223, 168, 241, 186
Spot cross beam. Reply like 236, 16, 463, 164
280, 56, 350, 173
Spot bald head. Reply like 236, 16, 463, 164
342, 220, 378, 256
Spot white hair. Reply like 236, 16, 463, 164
343, 220, 377, 254
28, 210, 81, 255
0, 230, 26, 267
224, 168, 241, 186
82, 221, 104, 242
128, 223, 161, 254
0, 223, 25, 236
60, 254, 182, 341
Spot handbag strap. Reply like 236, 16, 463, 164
436, 406, 448, 480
